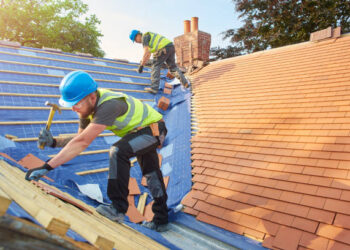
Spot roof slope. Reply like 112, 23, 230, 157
0, 44, 193, 249
185, 34, 350, 249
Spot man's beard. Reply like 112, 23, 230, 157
78, 103, 94, 119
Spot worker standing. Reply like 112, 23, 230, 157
25, 70, 169, 232
130, 30, 188, 94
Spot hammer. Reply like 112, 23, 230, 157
38, 101, 62, 149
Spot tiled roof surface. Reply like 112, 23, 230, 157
184, 34, 350, 249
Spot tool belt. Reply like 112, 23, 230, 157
154, 48, 167, 58
133, 119, 166, 148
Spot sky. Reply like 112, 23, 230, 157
83, 0, 242, 62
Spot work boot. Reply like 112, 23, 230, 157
144, 87, 158, 94
96, 204, 125, 223
142, 221, 169, 232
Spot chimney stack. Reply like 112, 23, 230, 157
174, 17, 211, 70
184, 20, 190, 34
191, 17, 198, 32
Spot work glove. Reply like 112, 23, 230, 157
137, 65, 144, 74
25, 163, 53, 181
38, 128, 56, 148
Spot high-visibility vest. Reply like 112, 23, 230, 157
145, 32, 172, 53
89, 89, 163, 137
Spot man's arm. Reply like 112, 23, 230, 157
140, 46, 151, 66
47, 123, 106, 168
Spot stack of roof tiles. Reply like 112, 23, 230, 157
183, 34, 350, 249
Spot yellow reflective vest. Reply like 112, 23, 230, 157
89, 89, 162, 137
145, 32, 172, 53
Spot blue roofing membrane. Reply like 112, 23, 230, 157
0, 45, 265, 249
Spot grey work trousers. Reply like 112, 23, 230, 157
107, 121, 168, 225
150, 45, 187, 91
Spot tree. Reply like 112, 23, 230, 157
0, 0, 104, 57
211, 0, 350, 60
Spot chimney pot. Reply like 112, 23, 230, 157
184, 20, 190, 34
191, 17, 198, 32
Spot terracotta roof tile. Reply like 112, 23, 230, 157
300, 232, 329, 250
307, 208, 335, 224
327, 240, 350, 250
128, 177, 141, 195
18, 154, 54, 182
262, 236, 274, 249
183, 207, 199, 216
340, 190, 350, 201
324, 198, 350, 215
243, 227, 265, 241
181, 191, 197, 208
333, 214, 350, 230
317, 223, 350, 245
273, 226, 303, 250
292, 217, 318, 233
186, 35, 350, 249
143, 201, 154, 222
270, 212, 294, 226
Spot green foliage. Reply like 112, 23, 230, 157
0, 0, 104, 57
211, 0, 350, 60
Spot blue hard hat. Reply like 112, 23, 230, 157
129, 29, 140, 42
59, 71, 98, 107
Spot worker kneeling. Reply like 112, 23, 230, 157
25, 70, 169, 232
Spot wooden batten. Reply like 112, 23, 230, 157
0, 160, 166, 250
0, 187, 12, 216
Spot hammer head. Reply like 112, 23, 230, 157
45, 101, 62, 114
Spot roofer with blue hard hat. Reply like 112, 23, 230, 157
129, 29, 188, 94
25, 70, 169, 232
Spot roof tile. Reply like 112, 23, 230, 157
317, 224, 350, 245
327, 240, 350, 250
181, 191, 197, 208
183, 207, 199, 216
323, 198, 350, 215
243, 227, 265, 241
280, 191, 303, 203
316, 186, 342, 199
188, 35, 350, 248
292, 217, 318, 233
196, 212, 229, 230
307, 208, 335, 224
273, 226, 303, 250
270, 212, 294, 226
300, 195, 326, 209
284, 203, 310, 218
300, 232, 329, 250
334, 214, 350, 230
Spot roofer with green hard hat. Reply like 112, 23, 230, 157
129, 29, 188, 94
25, 70, 169, 232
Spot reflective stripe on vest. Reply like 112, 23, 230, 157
146, 32, 172, 53
94, 89, 162, 137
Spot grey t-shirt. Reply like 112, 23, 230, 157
142, 33, 151, 47
79, 98, 128, 129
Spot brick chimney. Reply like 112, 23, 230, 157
174, 17, 211, 70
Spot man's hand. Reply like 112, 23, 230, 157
25, 163, 53, 181
38, 128, 56, 148
137, 65, 144, 74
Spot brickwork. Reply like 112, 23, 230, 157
174, 30, 211, 68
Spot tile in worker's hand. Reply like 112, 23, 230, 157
18, 153, 45, 169
18, 154, 54, 182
